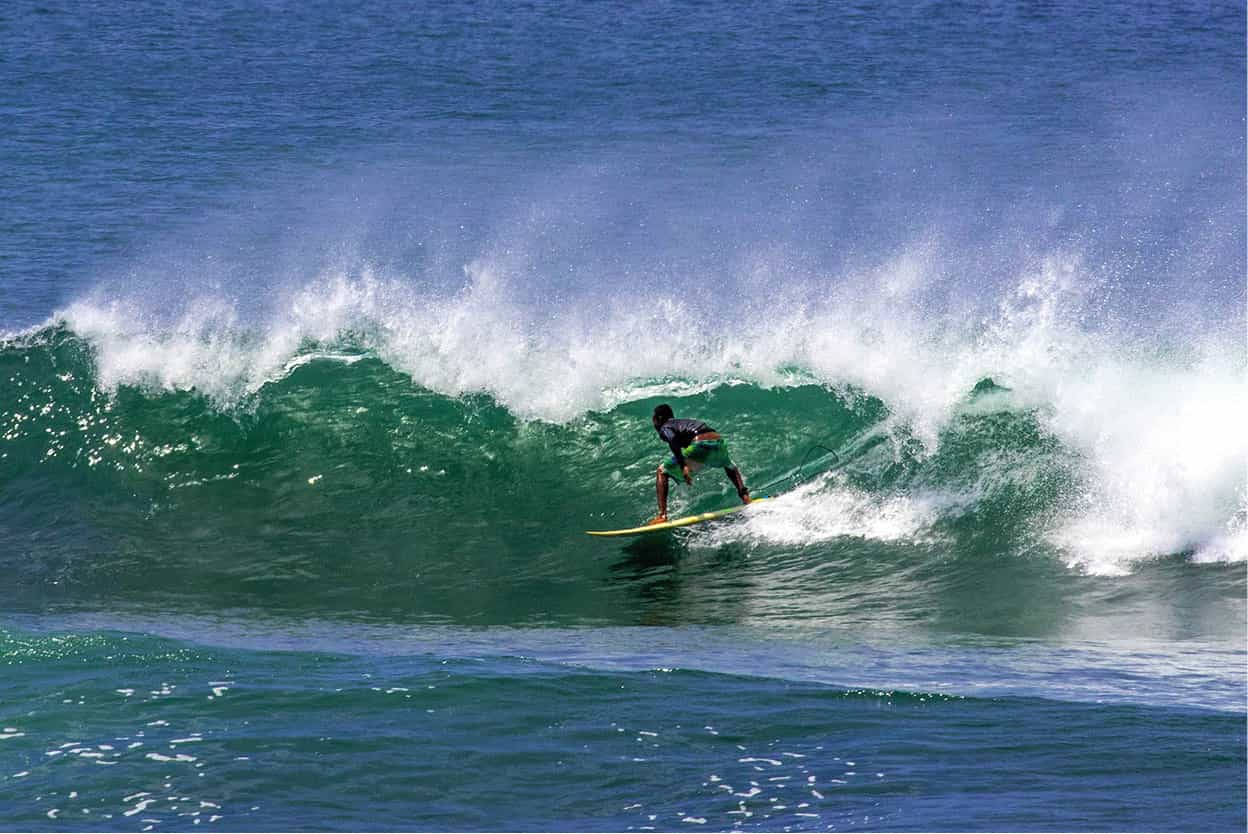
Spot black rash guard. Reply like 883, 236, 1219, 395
656, 418, 715, 468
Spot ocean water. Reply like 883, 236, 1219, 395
1, 0, 1245, 830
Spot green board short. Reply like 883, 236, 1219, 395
663, 439, 736, 478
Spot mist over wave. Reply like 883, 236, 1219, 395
3, 122, 1244, 603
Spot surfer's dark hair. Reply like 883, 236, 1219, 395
653, 403, 674, 422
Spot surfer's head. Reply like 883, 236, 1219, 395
652, 403, 674, 429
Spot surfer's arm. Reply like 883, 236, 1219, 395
668, 442, 686, 468
669, 444, 693, 484
659, 426, 681, 465
660, 427, 694, 483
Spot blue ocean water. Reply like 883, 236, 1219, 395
1, 0, 1245, 831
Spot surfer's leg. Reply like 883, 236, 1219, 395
654, 463, 671, 522
725, 467, 751, 504
654, 453, 688, 522
706, 440, 749, 504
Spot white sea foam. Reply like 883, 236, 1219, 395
700, 476, 948, 550
1043, 343, 1248, 574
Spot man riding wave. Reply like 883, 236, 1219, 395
648, 403, 751, 525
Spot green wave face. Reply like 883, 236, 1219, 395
0, 328, 1240, 639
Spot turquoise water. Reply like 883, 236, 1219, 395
2, 0, 1245, 830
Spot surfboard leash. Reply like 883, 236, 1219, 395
752, 441, 841, 496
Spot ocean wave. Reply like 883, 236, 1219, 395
2, 251, 1245, 586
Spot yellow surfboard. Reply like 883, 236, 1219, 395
586, 497, 769, 537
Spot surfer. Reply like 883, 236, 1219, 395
648, 403, 751, 525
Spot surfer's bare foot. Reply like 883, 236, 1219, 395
740, 489, 752, 505
646, 515, 668, 525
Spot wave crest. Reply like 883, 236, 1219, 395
3, 248, 1245, 575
